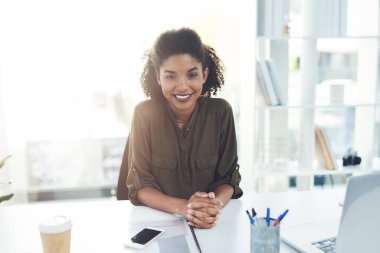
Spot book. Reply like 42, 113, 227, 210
255, 61, 271, 105
265, 59, 286, 105
315, 126, 338, 170
257, 60, 279, 105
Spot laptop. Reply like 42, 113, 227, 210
281, 172, 380, 253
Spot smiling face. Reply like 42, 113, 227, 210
157, 54, 208, 118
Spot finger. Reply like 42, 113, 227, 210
202, 215, 218, 223
188, 192, 208, 202
189, 198, 214, 206
192, 215, 215, 226
188, 209, 219, 219
192, 197, 221, 206
193, 206, 220, 216
190, 210, 219, 223
215, 198, 224, 207
207, 192, 215, 198
195, 192, 208, 198
188, 218, 217, 229
187, 214, 216, 228
198, 207, 221, 216
188, 201, 217, 210
187, 209, 207, 218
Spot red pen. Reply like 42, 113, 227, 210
273, 209, 289, 227
273, 217, 280, 227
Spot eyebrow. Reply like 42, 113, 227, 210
163, 67, 200, 74
187, 67, 199, 72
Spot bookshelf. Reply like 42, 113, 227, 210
254, 0, 380, 191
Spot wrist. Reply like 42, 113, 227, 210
173, 200, 188, 217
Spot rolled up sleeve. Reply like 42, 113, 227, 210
127, 106, 161, 205
207, 104, 243, 199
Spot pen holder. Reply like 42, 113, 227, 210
250, 218, 280, 253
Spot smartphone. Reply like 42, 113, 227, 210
124, 227, 165, 250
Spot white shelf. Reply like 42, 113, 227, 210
255, 102, 380, 110
27, 182, 114, 193
257, 35, 380, 40
255, 166, 373, 177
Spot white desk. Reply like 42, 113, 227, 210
0, 189, 345, 253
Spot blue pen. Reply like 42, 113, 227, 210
274, 209, 289, 227
279, 209, 289, 222
246, 210, 255, 224
251, 207, 263, 226
266, 208, 270, 227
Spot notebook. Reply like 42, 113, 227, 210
281, 172, 380, 253
126, 217, 201, 253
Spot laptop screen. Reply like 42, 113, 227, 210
336, 172, 380, 253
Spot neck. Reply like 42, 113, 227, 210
168, 104, 196, 123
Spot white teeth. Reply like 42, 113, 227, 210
175, 94, 191, 100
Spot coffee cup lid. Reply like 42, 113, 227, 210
39, 215, 73, 234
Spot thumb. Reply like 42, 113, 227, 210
195, 192, 208, 198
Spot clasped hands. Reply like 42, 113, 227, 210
185, 192, 223, 229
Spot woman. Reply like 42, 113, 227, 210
126, 28, 243, 229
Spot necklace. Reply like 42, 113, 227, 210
175, 119, 186, 129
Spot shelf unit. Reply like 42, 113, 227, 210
255, 166, 374, 177
254, 0, 380, 192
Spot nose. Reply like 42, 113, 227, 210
177, 76, 189, 90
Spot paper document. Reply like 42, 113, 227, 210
126, 218, 200, 253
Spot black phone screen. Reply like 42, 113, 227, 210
131, 228, 162, 245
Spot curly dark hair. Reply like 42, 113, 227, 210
140, 28, 224, 99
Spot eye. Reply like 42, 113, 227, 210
188, 72, 198, 79
165, 74, 175, 80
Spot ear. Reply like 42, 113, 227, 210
202, 67, 209, 84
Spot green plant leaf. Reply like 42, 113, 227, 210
0, 193, 14, 203
0, 155, 12, 169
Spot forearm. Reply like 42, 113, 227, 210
137, 187, 188, 217
214, 184, 234, 208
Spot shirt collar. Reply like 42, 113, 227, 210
163, 97, 201, 131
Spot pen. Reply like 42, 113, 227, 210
251, 207, 263, 226
266, 208, 270, 227
273, 209, 289, 227
246, 210, 255, 224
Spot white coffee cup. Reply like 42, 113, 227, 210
39, 215, 73, 253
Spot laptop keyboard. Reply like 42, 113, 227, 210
311, 237, 336, 253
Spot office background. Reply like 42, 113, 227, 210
0, 0, 378, 204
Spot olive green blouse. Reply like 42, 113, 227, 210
126, 96, 243, 205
